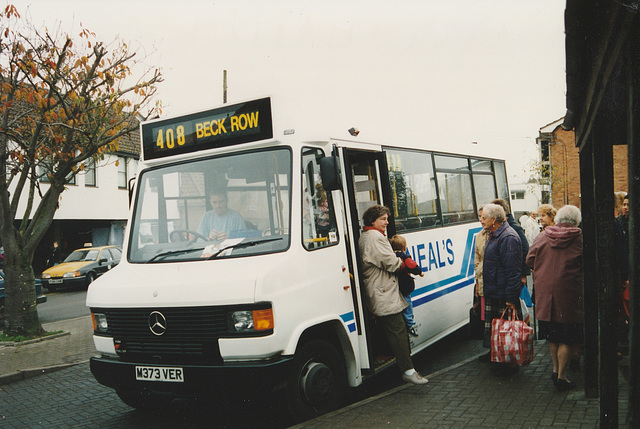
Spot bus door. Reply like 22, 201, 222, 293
338, 148, 396, 375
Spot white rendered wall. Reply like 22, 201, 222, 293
12, 154, 137, 221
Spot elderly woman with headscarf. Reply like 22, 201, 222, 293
358, 204, 428, 385
526, 205, 583, 392
480, 203, 523, 376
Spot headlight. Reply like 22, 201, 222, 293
231, 308, 274, 332
92, 313, 109, 333
63, 271, 81, 278
42, 273, 51, 279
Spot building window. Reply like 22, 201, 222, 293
38, 163, 52, 183
541, 190, 551, 204
511, 190, 525, 200
85, 159, 96, 187
38, 160, 75, 185
540, 140, 550, 163
117, 157, 127, 189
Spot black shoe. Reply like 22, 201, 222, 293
551, 372, 558, 386
556, 378, 576, 392
478, 352, 491, 362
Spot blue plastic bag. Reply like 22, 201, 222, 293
520, 286, 533, 325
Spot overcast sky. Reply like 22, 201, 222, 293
15, 0, 567, 182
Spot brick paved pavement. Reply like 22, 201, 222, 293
0, 316, 631, 428
0, 315, 95, 384
296, 344, 630, 428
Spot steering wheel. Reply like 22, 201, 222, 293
169, 229, 209, 243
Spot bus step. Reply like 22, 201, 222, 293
373, 355, 396, 372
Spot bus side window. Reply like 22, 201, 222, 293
302, 148, 339, 250
434, 155, 475, 225
386, 149, 439, 232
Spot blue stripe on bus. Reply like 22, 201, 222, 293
413, 277, 474, 306
340, 311, 356, 333
340, 312, 354, 322
412, 226, 482, 307
341, 227, 481, 332
467, 227, 482, 277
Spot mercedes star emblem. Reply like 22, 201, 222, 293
148, 311, 167, 336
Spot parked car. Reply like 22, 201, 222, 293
41, 245, 122, 292
0, 270, 47, 304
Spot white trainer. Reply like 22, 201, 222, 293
402, 372, 429, 385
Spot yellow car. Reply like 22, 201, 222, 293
41, 245, 122, 292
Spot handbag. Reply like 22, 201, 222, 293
468, 301, 484, 340
490, 308, 534, 366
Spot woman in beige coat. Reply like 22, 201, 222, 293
358, 205, 428, 385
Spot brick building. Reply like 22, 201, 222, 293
537, 118, 628, 209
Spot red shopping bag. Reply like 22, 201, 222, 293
490, 309, 534, 366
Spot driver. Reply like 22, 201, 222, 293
197, 189, 245, 241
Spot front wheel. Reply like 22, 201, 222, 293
84, 272, 95, 288
284, 339, 347, 422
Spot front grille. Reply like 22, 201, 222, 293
95, 307, 228, 364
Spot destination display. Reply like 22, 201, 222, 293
141, 97, 273, 160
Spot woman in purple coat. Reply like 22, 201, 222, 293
526, 205, 583, 392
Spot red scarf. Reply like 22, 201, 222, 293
363, 226, 385, 236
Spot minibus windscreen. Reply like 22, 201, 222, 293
128, 148, 291, 263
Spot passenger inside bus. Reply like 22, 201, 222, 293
197, 189, 246, 241
314, 185, 331, 236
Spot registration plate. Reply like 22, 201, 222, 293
48, 279, 63, 284
135, 366, 184, 382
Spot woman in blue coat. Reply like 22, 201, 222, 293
480, 203, 523, 375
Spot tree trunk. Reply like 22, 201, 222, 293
3, 251, 43, 337
0, 177, 62, 337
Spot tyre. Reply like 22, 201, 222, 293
284, 339, 347, 422
84, 272, 95, 288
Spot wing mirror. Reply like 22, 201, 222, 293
319, 156, 341, 191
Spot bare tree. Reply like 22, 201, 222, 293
0, 5, 162, 336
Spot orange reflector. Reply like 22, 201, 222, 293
252, 309, 274, 330
91, 314, 97, 331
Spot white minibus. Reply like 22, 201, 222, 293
87, 97, 510, 419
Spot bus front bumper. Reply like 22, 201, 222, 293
90, 355, 294, 397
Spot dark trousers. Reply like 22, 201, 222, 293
378, 313, 413, 372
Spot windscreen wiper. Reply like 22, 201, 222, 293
147, 247, 206, 263
205, 237, 283, 260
